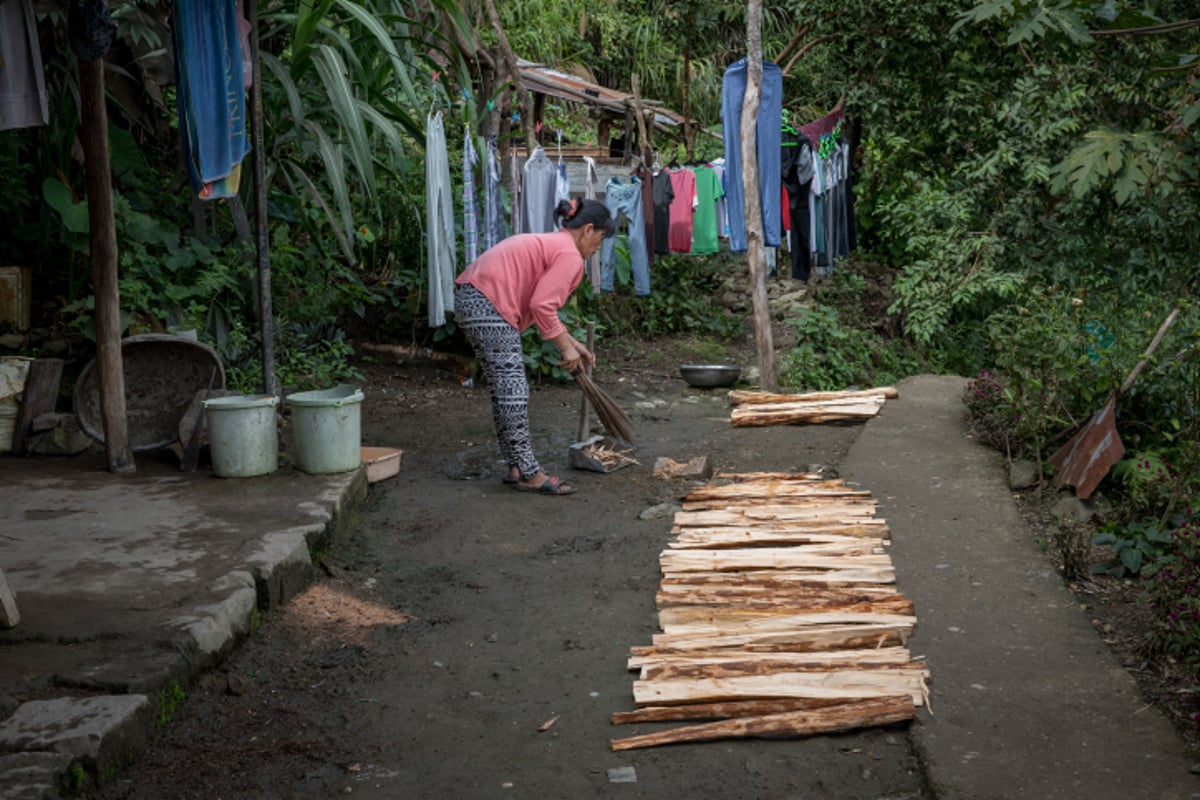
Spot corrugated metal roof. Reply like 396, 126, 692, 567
516, 59, 692, 131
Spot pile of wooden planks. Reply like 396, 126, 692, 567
610, 472, 928, 751
728, 387, 898, 427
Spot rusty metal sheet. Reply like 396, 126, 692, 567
1048, 394, 1125, 500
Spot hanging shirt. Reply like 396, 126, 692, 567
426, 111, 457, 326
688, 165, 724, 255
481, 135, 506, 250
462, 129, 480, 265
455, 229, 583, 340
583, 156, 601, 290
521, 146, 557, 233
651, 171, 675, 255
667, 168, 698, 254
0, 0, 49, 130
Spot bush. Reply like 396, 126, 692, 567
1146, 510, 1200, 675
962, 370, 1023, 458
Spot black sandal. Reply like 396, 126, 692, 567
513, 476, 577, 496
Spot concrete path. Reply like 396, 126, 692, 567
842, 375, 1200, 800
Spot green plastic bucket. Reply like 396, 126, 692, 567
285, 384, 364, 474
203, 395, 279, 478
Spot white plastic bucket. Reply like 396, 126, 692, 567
285, 384, 363, 474
203, 394, 279, 478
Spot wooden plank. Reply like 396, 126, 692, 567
641, 658, 927, 682
671, 530, 889, 549
651, 622, 913, 652
662, 567, 896, 586
666, 540, 887, 559
659, 548, 892, 574
672, 519, 889, 537
659, 611, 917, 637
628, 646, 916, 672
657, 598, 915, 627
610, 696, 915, 751
11, 358, 63, 454
727, 387, 900, 406
673, 505, 878, 527
684, 479, 867, 501
612, 697, 851, 725
682, 495, 879, 511
656, 584, 902, 606
632, 669, 929, 707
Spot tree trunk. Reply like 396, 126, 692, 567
79, 58, 134, 473
483, 0, 536, 151
247, 0, 276, 396
740, 1, 776, 390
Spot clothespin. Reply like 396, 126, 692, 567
535, 120, 543, 134
487, 99, 495, 111
512, 111, 521, 123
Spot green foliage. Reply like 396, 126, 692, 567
1092, 520, 1173, 578
156, 681, 186, 730
222, 319, 363, 394
1145, 511, 1200, 672
962, 370, 1023, 457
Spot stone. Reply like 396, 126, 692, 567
1050, 493, 1107, 526
0, 568, 19, 628
638, 502, 680, 521
0, 692, 20, 717
1009, 459, 1039, 490
0, 696, 153, 780
652, 455, 713, 480
0, 751, 75, 800
25, 416, 93, 457
607, 766, 637, 784
0, 333, 25, 351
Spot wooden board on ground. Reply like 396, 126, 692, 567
728, 387, 899, 406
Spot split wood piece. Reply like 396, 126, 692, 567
717, 471, 826, 482
659, 548, 892, 574
656, 585, 904, 607
728, 387, 899, 406
612, 697, 851, 725
673, 505, 878, 528
652, 621, 914, 652
667, 540, 888, 561
684, 479, 869, 502
657, 598, 915, 627
610, 695, 915, 751
671, 529, 890, 550
681, 495, 879, 512
633, 669, 928, 708
731, 399, 886, 428
641, 658, 927, 682
659, 611, 917, 638
671, 519, 890, 539
668, 566, 896, 586
632, 625, 910, 655
628, 646, 917, 672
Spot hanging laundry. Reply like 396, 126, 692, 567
426, 111, 457, 326
583, 156, 601, 291
688, 165, 724, 256
720, 59, 783, 252
173, 0, 251, 200
0, 0, 49, 130
480, 135, 506, 251
780, 126, 814, 280
509, 146, 522, 236
68, 0, 116, 62
651, 169, 674, 255
521, 146, 556, 233
709, 158, 729, 239
600, 176, 651, 296
462, 128, 481, 264
666, 168, 697, 254
554, 136, 570, 212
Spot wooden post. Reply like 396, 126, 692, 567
78, 58, 134, 473
483, 0, 537, 151
630, 74, 653, 166
11, 358, 63, 455
741, 0, 776, 391
247, 0, 275, 395
576, 321, 595, 442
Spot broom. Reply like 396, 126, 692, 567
572, 368, 636, 444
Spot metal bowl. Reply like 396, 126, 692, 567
678, 364, 741, 388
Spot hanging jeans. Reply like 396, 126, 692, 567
721, 59, 783, 252
600, 177, 650, 297
462, 130, 480, 264
481, 135, 505, 250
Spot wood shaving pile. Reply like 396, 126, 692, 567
583, 442, 639, 470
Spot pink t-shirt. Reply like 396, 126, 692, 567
456, 229, 583, 340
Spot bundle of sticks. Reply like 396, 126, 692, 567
610, 472, 928, 751
582, 441, 639, 470
728, 387, 899, 427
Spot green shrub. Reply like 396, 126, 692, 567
962, 369, 1023, 458
1146, 511, 1200, 674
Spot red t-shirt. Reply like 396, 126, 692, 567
456, 229, 583, 340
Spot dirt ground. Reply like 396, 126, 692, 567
88, 332, 1196, 799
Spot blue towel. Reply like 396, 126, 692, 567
173, 0, 249, 200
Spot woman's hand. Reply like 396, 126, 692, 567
553, 333, 595, 374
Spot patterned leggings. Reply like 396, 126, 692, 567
454, 284, 541, 480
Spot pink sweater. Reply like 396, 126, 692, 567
456, 230, 583, 340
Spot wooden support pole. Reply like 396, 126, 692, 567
248, 0, 275, 396
78, 58, 133, 473
741, 1, 776, 390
